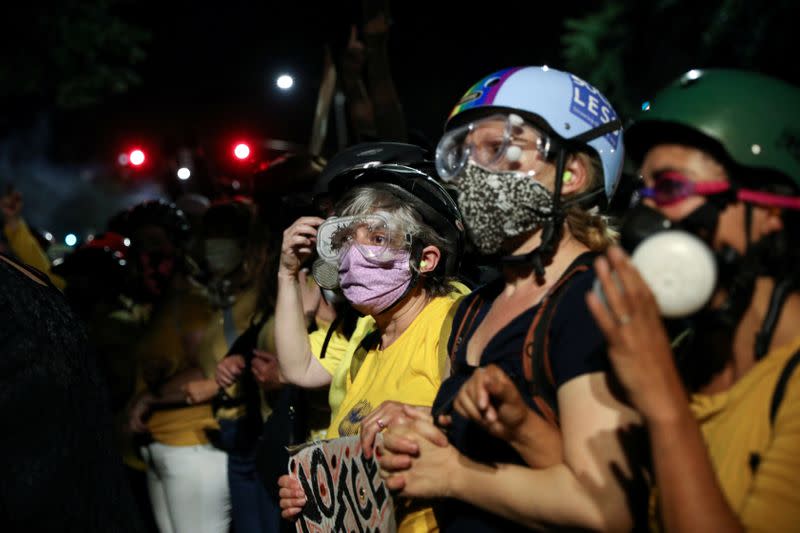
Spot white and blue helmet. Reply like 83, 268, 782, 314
438, 66, 624, 206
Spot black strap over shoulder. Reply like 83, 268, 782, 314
522, 253, 598, 425
319, 314, 344, 360
349, 329, 382, 382
447, 289, 487, 368
770, 347, 800, 426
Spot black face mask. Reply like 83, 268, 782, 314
619, 201, 765, 390
619, 201, 721, 253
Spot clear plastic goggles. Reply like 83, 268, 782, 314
316, 212, 413, 264
436, 113, 553, 181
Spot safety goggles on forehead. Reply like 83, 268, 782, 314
435, 113, 553, 181
640, 170, 800, 210
316, 213, 413, 264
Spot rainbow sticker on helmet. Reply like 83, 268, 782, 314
448, 67, 525, 121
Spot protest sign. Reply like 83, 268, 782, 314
289, 435, 396, 533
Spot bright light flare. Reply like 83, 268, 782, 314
233, 143, 251, 160
276, 74, 294, 90
129, 149, 145, 166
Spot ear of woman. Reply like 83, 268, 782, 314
419, 246, 441, 273
561, 155, 590, 195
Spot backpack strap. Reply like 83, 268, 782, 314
319, 314, 344, 360
349, 329, 382, 383
770, 347, 800, 426
522, 253, 597, 423
448, 291, 485, 367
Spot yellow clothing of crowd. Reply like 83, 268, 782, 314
3, 219, 65, 289
135, 284, 218, 446
690, 335, 800, 532
200, 286, 264, 421
309, 315, 376, 430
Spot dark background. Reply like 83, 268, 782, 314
1, 0, 798, 242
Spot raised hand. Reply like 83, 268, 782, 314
586, 246, 685, 422
279, 216, 326, 279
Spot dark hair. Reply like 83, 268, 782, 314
116, 199, 191, 248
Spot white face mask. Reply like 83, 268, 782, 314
204, 238, 243, 276
593, 230, 718, 318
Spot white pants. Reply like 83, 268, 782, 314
142, 442, 230, 533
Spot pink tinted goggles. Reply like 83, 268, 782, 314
640, 171, 800, 210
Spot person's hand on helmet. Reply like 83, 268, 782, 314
279, 217, 325, 280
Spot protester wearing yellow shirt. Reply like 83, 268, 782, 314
1, 188, 65, 289
273, 153, 466, 533
307, 311, 375, 434
123, 199, 231, 533
587, 69, 800, 531
328, 291, 464, 438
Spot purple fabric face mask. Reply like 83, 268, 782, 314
338, 245, 413, 315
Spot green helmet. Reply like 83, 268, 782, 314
626, 69, 800, 189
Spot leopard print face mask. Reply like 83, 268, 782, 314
455, 161, 554, 255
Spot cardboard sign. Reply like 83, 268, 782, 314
288, 435, 396, 533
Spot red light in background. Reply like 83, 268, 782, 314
233, 143, 251, 160
129, 149, 146, 166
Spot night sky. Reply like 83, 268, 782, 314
0, 0, 797, 241
56, 1, 598, 160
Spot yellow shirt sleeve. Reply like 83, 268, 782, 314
309, 324, 350, 375
4, 219, 65, 290
738, 365, 800, 532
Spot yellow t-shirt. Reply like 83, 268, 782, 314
326, 290, 467, 533
4, 219, 65, 289
198, 286, 259, 377
309, 315, 376, 430
327, 294, 462, 438
199, 286, 263, 421
135, 285, 218, 446
690, 335, 800, 532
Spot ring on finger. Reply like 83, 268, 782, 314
376, 418, 386, 430
618, 313, 632, 325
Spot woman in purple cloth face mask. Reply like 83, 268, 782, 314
272, 161, 469, 531
334, 216, 414, 315
320, 203, 434, 316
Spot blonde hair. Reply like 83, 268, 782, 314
565, 152, 618, 252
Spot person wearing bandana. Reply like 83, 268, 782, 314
587, 69, 800, 532
377, 66, 649, 531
